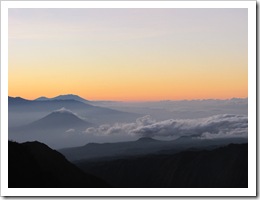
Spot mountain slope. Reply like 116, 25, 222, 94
77, 143, 248, 188
8, 141, 109, 188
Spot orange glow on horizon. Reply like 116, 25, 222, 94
8, 8, 248, 101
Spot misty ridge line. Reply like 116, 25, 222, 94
8, 94, 248, 102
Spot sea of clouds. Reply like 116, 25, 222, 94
83, 114, 248, 140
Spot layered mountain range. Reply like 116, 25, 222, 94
59, 136, 247, 162
9, 95, 139, 126
8, 95, 140, 148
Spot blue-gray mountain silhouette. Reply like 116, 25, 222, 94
27, 108, 93, 130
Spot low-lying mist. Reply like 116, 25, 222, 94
8, 98, 248, 149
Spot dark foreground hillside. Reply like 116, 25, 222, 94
8, 141, 109, 188
77, 143, 248, 188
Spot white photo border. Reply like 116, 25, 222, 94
1, 1, 256, 197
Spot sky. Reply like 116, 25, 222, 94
8, 8, 248, 101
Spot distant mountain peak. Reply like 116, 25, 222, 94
9, 96, 31, 103
25, 107, 92, 130
53, 94, 89, 103
35, 96, 49, 101
34, 94, 89, 103
56, 94, 79, 98
46, 108, 85, 122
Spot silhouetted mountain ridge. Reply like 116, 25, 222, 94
59, 136, 247, 162
136, 137, 159, 143
8, 140, 109, 188
77, 143, 248, 188
9, 96, 32, 104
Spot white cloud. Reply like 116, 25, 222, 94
83, 114, 248, 139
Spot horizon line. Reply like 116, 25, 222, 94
8, 94, 248, 102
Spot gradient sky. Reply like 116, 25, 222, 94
9, 8, 248, 101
